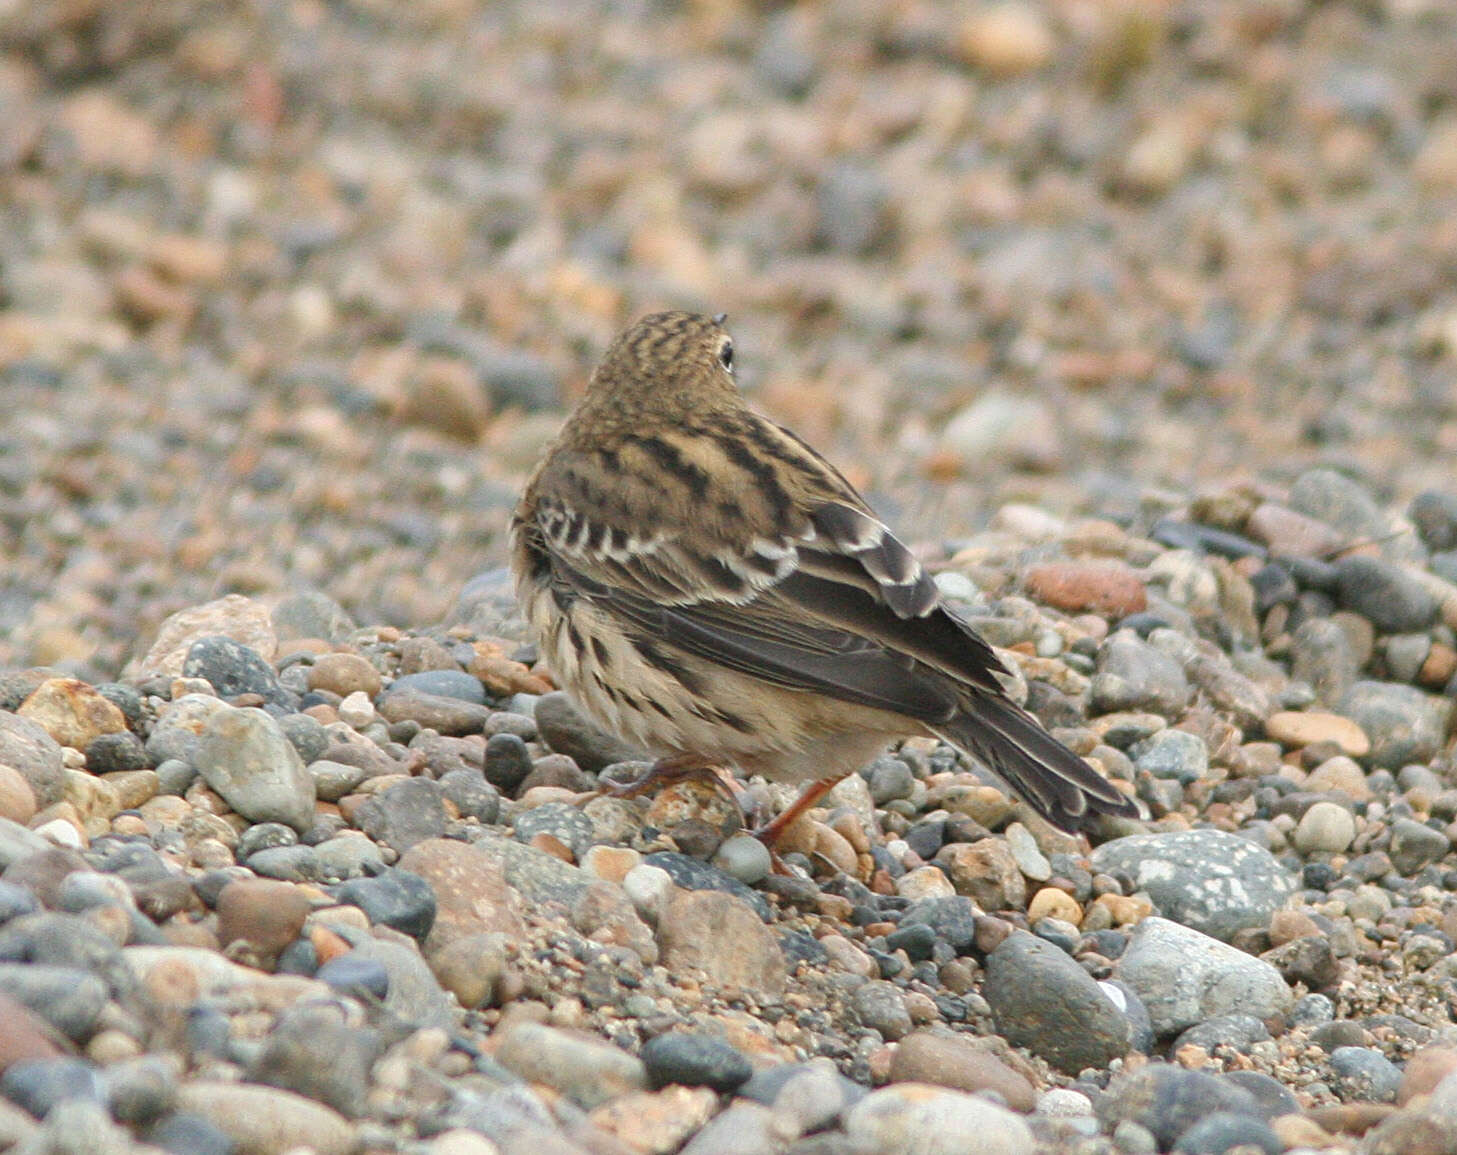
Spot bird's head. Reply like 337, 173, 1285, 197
577, 311, 741, 426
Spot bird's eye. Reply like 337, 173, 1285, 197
718, 340, 734, 372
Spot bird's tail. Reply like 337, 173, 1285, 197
932, 693, 1141, 832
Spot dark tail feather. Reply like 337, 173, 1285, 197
933, 694, 1141, 832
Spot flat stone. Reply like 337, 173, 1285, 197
658, 889, 787, 997
1117, 917, 1293, 1037
494, 1021, 647, 1110
1265, 711, 1370, 757
176, 1080, 356, 1155
844, 1084, 1035, 1155
889, 1030, 1036, 1111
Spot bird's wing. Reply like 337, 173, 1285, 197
525, 417, 1011, 720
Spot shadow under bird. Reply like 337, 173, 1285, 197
511, 311, 1139, 844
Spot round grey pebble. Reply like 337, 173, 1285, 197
103, 1057, 177, 1126
195, 705, 317, 833
1102, 1066, 1262, 1152
146, 1112, 236, 1155
1387, 816, 1450, 875
865, 755, 916, 804
245, 845, 319, 882
641, 1032, 752, 1093
311, 835, 384, 881
711, 834, 772, 885
1131, 729, 1209, 784
83, 731, 147, 774
1290, 993, 1335, 1026
1116, 917, 1292, 1036
249, 1004, 378, 1117
1172, 1014, 1271, 1055
154, 758, 197, 796
483, 731, 534, 793
898, 895, 980, 954
0, 964, 108, 1042
277, 713, 331, 764
1328, 1045, 1402, 1103
315, 953, 391, 1000
1411, 490, 1457, 551
0, 1058, 105, 1117
1338, 680, 1453, 769
850, 980, 914, 1041
235, 822, 298, 860
1091, 829, 1296, 941
353, 777, 447, 853
438, 769, 501, 824
534, 691, 645, 772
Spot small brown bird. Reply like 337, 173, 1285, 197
510, 311, 1138, 843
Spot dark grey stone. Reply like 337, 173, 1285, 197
1334, 556, 1437, 633
641, 1032, 752, 1092
353, 776, 447, 853
0, 963, 108, 1042
983, 930, 1131, 1075
333, 868, 436, 941
183, 636, 290, 704
1100, 1066, 1262, 1151
386, 669, 484, 704
1327, 1045, 1402, 1103
483, 732, 534, 794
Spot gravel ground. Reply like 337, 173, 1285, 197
3, 2, 1457, 1153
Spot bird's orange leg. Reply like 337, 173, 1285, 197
751, 773, 850, 850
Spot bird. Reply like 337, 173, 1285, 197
510, 310, 1140, 846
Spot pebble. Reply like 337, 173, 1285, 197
176, 1080, 357, 1155
1328, 1046, 1404, 1104
843, 1083, 1035, 1155
984, 929, 1131, 1074
640, 1033, 753, 1093
182, 636, 290, 705
658, 889, 788, 996
1334, 556, 1438, 633
1117, 917, 1293, 1037
889, 1030, 1036, 1111
1091, 829, 1295, 941
215, 879, 312, 967
195, 704, 317, 833
1292, 801, 1357, 854
1091, 631, 1192, 715
1265, 710, 1370, 757
1337, 681, 1454, 769
494, 1021, 647, 1110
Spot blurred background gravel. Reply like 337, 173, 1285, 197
3, 0, 1457, 677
